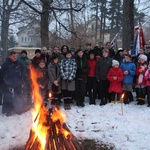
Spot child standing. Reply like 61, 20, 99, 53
136, 54, 148, 105
144, 65, 150, 107
37, 60, 49, 101
120, 54, 136, 104
107, 60, 124, 103
87, 50, 97, 105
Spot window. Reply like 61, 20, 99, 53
28, 29, 35, 35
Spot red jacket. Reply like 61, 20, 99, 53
136, 64, 147, 85
107, 67, 124, 93
88, 59, 97, 76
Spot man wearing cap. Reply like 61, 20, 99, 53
31, 49, 42, 68
18, 50, 30, 66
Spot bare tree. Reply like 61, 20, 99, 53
0, 0, 21, 59
122, 0, 134, 50
21, 0, 84, 49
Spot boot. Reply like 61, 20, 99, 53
89, 98, 95, 105
64, 98, 71, 110
100, 98, 106, 106
111, 100, 115, 104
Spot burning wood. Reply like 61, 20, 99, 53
26, 67, 82, 150
25, 107, 82, 150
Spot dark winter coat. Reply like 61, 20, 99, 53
18, 56, 30, 66
96, 57, 112, 80
31, 56, 42, 68
37, 67, 48, 89
0, 58, 25, 88
47, 62, 61, 91
41, 53, 50, 67
107, 67, 124, 93
0, 58, 25, 114
75, 55, 90, 80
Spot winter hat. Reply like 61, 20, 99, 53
51, 53, 59, 61
21, 50, 27, 55
112, 59, 119, 67
64, 50, 72, 56
88, 50, 95, 56
70, 47, 75, 51
35, 49, 41, 54
138, 54, 147, 62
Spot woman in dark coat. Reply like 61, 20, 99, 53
75, 49, 90, 107
36, 60, 48, 101
48, 54, 61, 106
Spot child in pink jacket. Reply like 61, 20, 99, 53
144, 67, 150, 107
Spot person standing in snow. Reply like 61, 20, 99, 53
60, 50, 77, 110
47, 54, 61, 106
135, 54, 148, 105
18, 50, 30, 66
36, 60, 49, 101
0, 51, 25, 116
96, 49, 112, 105
107, 60, 124, 103
75, 48, 90, 107
120, 54, 136, 104
87, 50, 97, 105
144, 64, 150, 107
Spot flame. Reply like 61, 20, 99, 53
30, 67, 49, 150
51, 107, 67, 124
121, 93, 125, 99
60, 128, 71, 139
49, 92, 52, 98
51, 108, 71, 139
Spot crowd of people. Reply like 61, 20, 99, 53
1, 42, 150, 116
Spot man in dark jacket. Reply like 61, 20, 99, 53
96, 49, 112, 105
75, 48, 90, 107
0, 51, 25, 116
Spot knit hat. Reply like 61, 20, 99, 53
138, 54, 147, 62
112, 59, 119, 66
65, 50, 72, 56
21, 50, 27, 55
88, 50, 95, 56
35, 49, 41, 54
51, 53, 59, 61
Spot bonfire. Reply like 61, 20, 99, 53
25, 67, 82, 150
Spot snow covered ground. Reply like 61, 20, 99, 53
0, 97, 150, 150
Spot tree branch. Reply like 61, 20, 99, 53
21, 0, 42, 14
52, 9, 76, 35
51, 3, 85, 12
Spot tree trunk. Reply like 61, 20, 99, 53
41, 1, 49, 49
1, 9, 10, 60
122, 0, 134, 50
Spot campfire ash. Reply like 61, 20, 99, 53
25, 67, 82, 150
